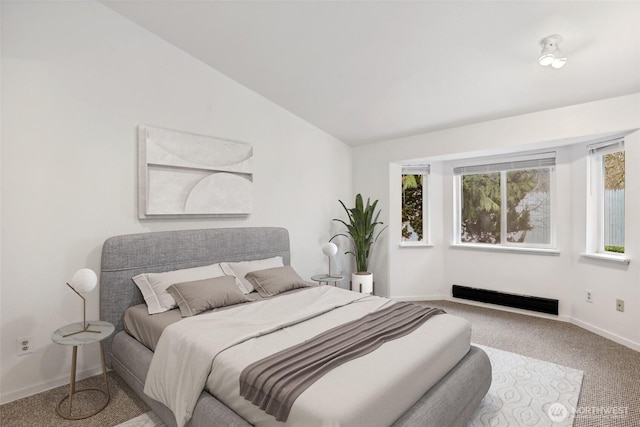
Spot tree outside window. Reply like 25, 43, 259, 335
401, 166, 429, 244
460, 173, 501, 243
402, 174, 424, 242
603, 151, 624, 253
459, 165, 553, 247
506, 169, 551, 244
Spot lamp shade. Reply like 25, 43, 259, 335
69, 268, 97, 293
322, 242, 338, 257
538, 53, 555, 66
551, 53, 567, 69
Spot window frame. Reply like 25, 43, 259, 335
400, 165, 430, 247
585, 139, 626, 260
453, 152, 557, 251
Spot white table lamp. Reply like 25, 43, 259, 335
64, 268, 99, 337
322, 242, 338, 277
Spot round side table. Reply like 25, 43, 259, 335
311, 274, 344, 286
51, 320, 114, 420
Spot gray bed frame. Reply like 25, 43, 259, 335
100, 227, 491, 427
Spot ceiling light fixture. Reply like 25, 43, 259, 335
538, 35, 567, 69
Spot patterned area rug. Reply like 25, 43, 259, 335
116, 411, 163, 427
117, 345, 583, 427
470, 344, 583, 426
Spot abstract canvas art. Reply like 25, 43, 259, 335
138, 125, 253, 218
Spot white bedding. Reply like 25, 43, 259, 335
145, 286, 471, 427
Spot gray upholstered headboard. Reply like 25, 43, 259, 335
99, 227, 290, 366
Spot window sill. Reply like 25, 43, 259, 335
579, 252, 630, 265
449, 244, 560, 256
399, 242, 434, 248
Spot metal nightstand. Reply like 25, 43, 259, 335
51, 320, 114, 420
311, 274, 344, 286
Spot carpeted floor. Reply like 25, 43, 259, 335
431, 300, 640, 427
0, 371, 149, 427
1, 299, 639, 426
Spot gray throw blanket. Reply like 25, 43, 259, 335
239, 302, 446, 421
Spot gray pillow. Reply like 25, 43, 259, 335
245, 265, 311, 297
166, 275, 250, 317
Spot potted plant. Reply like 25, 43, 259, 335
331, 194, 387, 293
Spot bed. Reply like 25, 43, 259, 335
100, 227, 491, 427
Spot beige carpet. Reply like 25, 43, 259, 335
0, 371, 149, 427
2, 299, 638, 426
432, 300, 640, 427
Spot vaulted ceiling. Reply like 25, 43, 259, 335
103, 1, 640, 145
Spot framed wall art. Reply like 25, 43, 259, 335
138, 125, 253, 218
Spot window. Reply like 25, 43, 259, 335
454, 153, 555, 248
401, 165, 429, 244
587, 139, 625, 255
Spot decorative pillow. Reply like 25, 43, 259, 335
132, 263, 226, 314
245, 265, 311, 298
220, 256, 284, 294
166, 276, 250, 317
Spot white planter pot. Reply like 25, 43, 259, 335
351, 272, 373, 294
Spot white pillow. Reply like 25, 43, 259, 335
220, 256, 284, 294
132, 263, 226, 314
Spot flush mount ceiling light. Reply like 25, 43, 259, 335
538, 35, 567, 69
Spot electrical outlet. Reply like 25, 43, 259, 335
16, 337, 33, 356
616, 299, 625, 312
586, 289, 593, 303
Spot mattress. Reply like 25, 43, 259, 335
205, 292, 471, 427
124, 304, 181, 351
141, 286, 471, 427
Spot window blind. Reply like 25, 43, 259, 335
402, 165, 430, 175
453, 153, 555, 175
588, 138, 624, 156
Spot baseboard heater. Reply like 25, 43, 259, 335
452, 284, 558, 315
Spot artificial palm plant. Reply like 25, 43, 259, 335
331, 194, 387, 273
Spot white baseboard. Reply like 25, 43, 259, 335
389, 294, 444, 302
571, 317, 640, 352
0, 366, 104, 405
446, 296, 639, 352
391, 293, 640, 351
445, 296, 572, 322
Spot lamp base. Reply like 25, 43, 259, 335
62, 323, 101, 338
64, 283, 99, 337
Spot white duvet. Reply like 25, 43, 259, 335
144, 286, 471, 427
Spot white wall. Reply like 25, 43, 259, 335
0, 1, 352, 403
388, 162, 445, 300
440, 145, 576, 318
354, 93, 640, 349
568, 131, 640, 349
